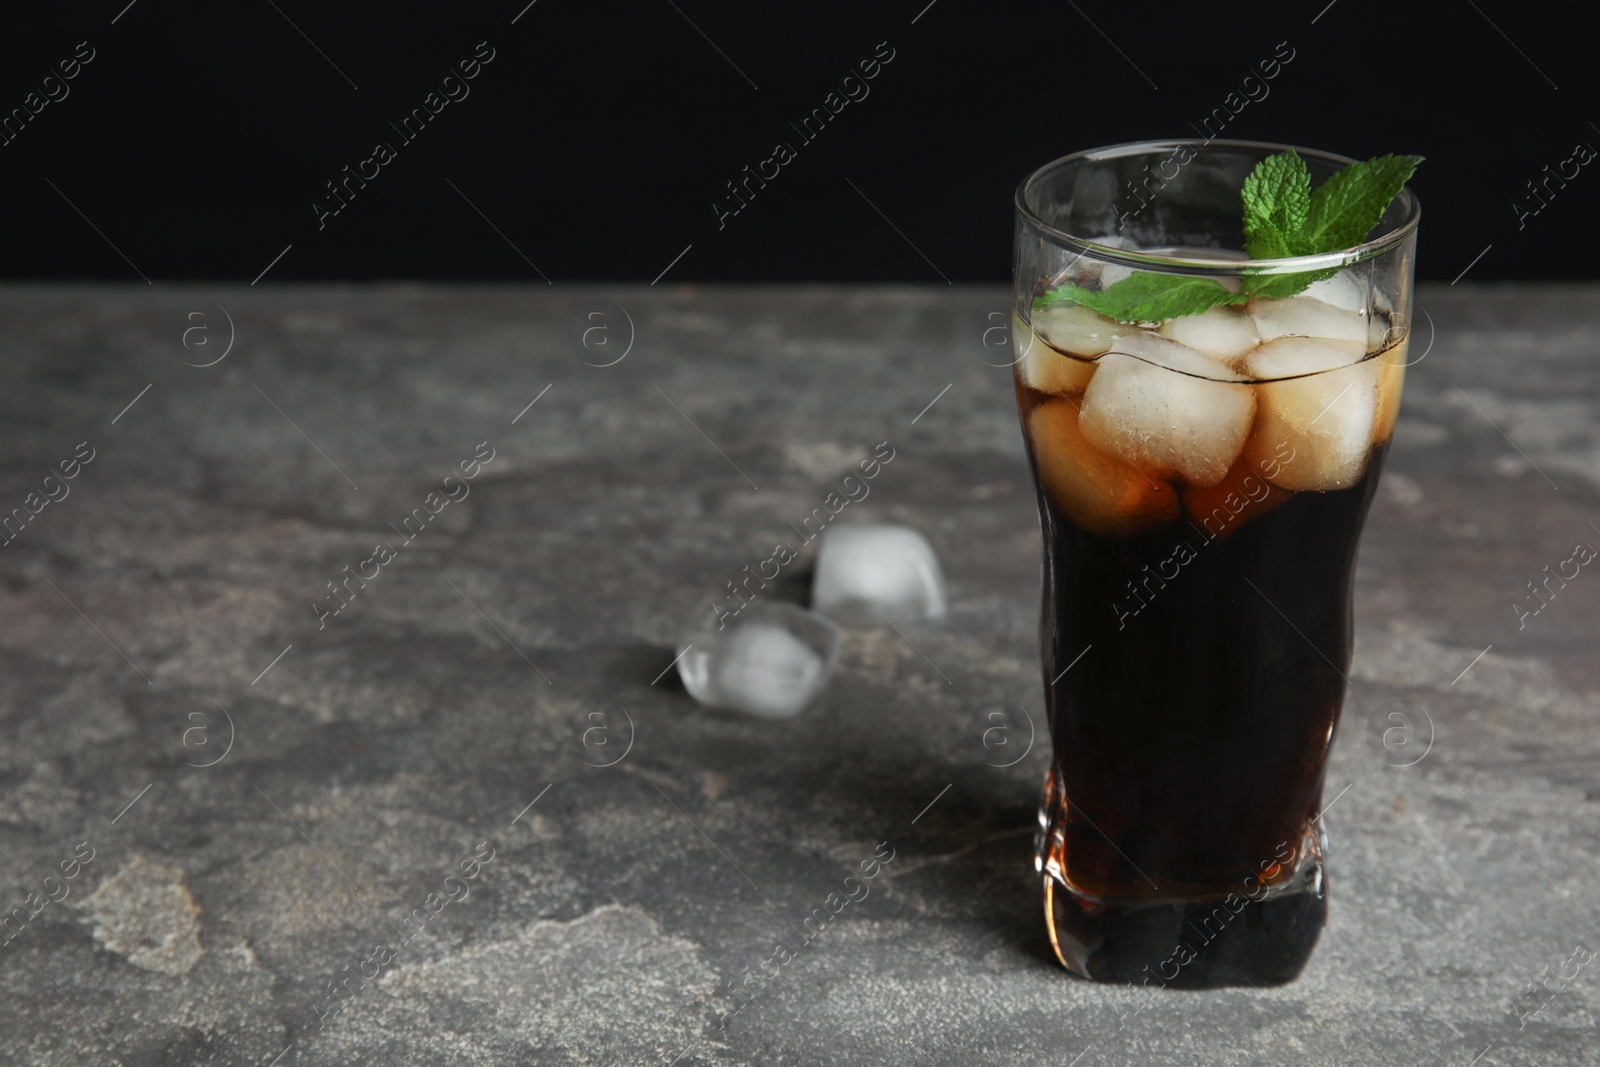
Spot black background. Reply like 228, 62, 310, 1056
0, 1, 1594, 283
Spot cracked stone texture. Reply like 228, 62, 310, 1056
0, 283, 1596, 1065
77, 852, 204, 976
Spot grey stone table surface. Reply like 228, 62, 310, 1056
0, 283, 1596, 1066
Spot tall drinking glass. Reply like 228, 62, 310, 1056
1011, 140, 1417, 986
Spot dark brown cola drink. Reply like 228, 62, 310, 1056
1010, 139, 1419, 987
1014, 304, 1407, 987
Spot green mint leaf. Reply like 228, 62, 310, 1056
1031, 286, 1082, 311
1028, 149, 1421, 324
1294, 153, 1423, 253
1240, 149, 1311, 260
1035, 273, 1241, 323
1238, 264, 1340, 302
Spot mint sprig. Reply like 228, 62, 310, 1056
1240, 150, 1311, 260
1034, 273, 1238, 321
1034, 149, 1422, 323
1294, 153, 1424, 253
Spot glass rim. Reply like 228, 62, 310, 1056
1015, 138, 1422, 275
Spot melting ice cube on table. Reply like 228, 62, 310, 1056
812, 523, 947, 624
677, 603, 840, 720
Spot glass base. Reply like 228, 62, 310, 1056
1037, 773, 1327, 988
